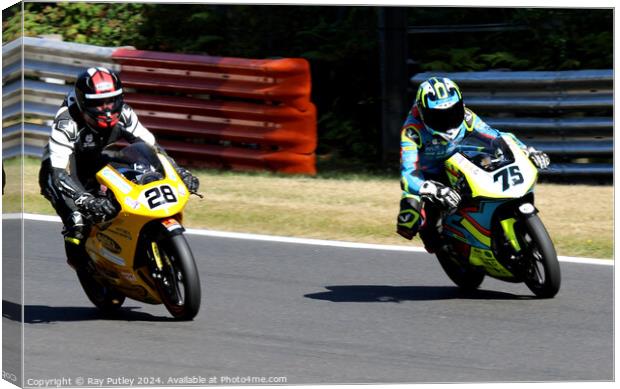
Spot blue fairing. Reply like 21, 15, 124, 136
443, 200, 504, 249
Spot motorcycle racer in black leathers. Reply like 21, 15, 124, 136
39, 67, 200, 269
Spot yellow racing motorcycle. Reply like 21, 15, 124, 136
432, 132, 561, 298
75, 143, 201, 320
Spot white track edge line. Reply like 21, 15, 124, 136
10, 213, 614, 265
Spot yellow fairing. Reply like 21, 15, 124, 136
444, 159, 461, 187
468, 247, 513, 278
97, 155, 189, 219
84, 155, 189, 304
445, 136, 538, 199
460, 219, 491, 247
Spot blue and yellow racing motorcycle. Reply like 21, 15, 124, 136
433, 132, 561, 298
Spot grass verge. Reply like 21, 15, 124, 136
3, 157, 613, 259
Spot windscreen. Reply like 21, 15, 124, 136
102, 142, 166, 184
454, 132, 515, 172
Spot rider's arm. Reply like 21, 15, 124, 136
400, 125, 460, 208
119, 104, 156, 146
467, 108, 527, 148
46, 108, 87, 200
400, 123, 426, 196
468, 108, 549, 169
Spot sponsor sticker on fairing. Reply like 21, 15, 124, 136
162, 218, 183, 232
124, 197, 141, 210
120, 271, 137, 282
101, 248, 126, 266
178, 184, 187, 197
101, 167, 132, 194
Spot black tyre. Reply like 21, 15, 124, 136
76, 268, 126, 313
153, 234, 201, 320
520, 214, 561, 298
436, 249, 485, 292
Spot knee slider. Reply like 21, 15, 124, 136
397, 197, 423, 236
397, 208, 422, 232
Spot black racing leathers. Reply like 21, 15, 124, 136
39, 93, 165, 266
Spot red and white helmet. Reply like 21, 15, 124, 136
74, 67, 124, 130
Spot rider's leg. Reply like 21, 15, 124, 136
396, 192, 445, 253
418, 203, 444, 253
396, 194, 423, 240
39, 159, 90, 269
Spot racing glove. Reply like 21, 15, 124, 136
526, 147, 550, 170
75, 193, 118, 223
419, 180, 461, 210
176, 167, 200, 193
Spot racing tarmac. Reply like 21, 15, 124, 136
3, 219, 614, 385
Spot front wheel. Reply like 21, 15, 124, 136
152, 234, 201, 320
519, 214, 561, 298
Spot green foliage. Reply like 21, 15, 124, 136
2, 3, 22, 44
409, 7, 612, 72
285, 7, 381, 162
479, 52, 530, 69
3, 2, 146, 46
509, 8, 612, 70
1, 4, 612, 170
420, 47, 484, 71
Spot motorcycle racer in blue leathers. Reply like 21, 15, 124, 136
396, 77, 550, 253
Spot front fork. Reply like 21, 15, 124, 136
500, 218, 521, 252
148, 234, 184, 305
499, 202, 538, 254
145, 217, 185, 277
151, 241, 165, 272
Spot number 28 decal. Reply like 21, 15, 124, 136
144, 185, 177, 209
493, 166, 524, 191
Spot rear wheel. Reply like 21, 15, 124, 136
519, 215, 561, 298
76, 267, 126, 313
152, 234, 201, 320
436, 248, 485, 292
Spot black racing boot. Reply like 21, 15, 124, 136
396, 226, 415, 240
63, 212, 90, 270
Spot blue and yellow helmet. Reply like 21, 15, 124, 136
415, 77, 465, 139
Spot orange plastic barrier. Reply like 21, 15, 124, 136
112, 48, 316, 174
158, 140, 316, 175
112, 49, 312, 112
124, 94, 316, 154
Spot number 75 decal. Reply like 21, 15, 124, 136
493, 166, 524, 191
144, 185, 178, 209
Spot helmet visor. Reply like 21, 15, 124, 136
84, 96, 123, 116
421, 101, 465, 133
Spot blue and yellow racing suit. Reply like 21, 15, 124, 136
397, 105, 526, 246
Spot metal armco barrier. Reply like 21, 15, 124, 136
2, 37, 121, 85
2, 37, 317, 175
411, 70, 613, 178
2, 37, 122, 159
